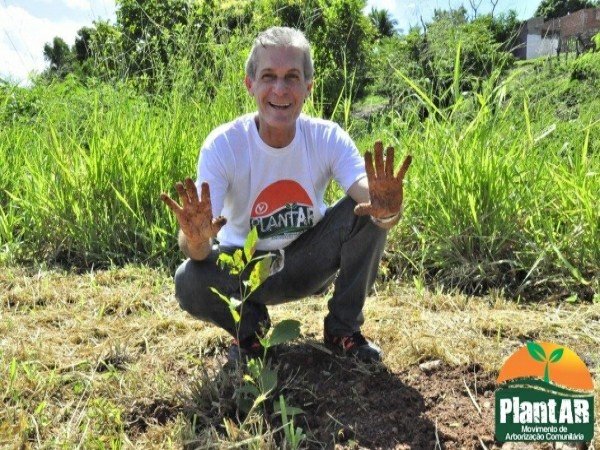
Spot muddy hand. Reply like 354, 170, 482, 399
160, 178, 226, 243
354, 140, 412, 218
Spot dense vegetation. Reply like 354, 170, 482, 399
1, 0, 599, 301
535, 0, 600, 20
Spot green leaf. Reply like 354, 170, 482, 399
229, 308, 240, 323
209, 287, 231, 305
565, 294, 578, 304
236, 384, 260, 398
258, 366, 278, 393
549, 348, 564, 363
252, 393, 269, 409
217, 253, 234, 269
248, 255, 272, 293
244, 227, 258, 262
34, 401, 47, 415
526, 341, 546, 362
273, 402, 305, 417
279, 395, 289, 423
246, 358, 261, 379
218, 253, 241, 275
232, 249, 244, 272
266, 320, 301, 348
551, 244, 589, 286
209, 288, 239, 323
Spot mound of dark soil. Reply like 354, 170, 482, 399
275, 343, 496, 449
184, 343, 570, 449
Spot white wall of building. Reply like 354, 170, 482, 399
526, 34, 559, 59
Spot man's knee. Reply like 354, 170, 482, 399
174, 259, 206, 314
333, 195, 357, 216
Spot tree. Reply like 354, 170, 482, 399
468, 0, 483, 18
432, 6, 469, 25
484, 10, 520, 51
368, 7, 397, 38
369, 7, 514, 112
36, 0, 376, 111
116, 0, 193, 79
313, 0, 375, 114
73, 27, 93, 62
43, 37, 73, 77
534, 0, 599, 20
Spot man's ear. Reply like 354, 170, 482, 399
306, 80, 313, 95
244, 75, 253, 94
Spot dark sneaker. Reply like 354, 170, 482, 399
227, 335, 265, 364
324, 330, 382, 363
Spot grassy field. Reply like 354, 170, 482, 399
1, 55, 599, 298
1, 36, 599, 448
1, 266, 599, 448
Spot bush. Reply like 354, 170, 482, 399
571, 51, 600, 84
368, 9, 514, 114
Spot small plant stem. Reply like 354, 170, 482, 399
463, 378, 482, 416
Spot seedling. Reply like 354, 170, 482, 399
210, 227, 304, 446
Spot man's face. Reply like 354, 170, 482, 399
245, 46, 312, 140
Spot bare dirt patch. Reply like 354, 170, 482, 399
275, 345, 495, 449
125, 398, 181, 437
181, 344, 567, 449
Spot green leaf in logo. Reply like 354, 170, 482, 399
526, 341, 546, 362
549, 348, 564, 363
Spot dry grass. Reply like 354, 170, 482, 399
1, 265, 599, 448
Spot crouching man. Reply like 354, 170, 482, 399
161, 26, 411, 363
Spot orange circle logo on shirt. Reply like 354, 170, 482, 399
251, 179, 313, 218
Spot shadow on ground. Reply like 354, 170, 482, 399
275, 341, 439, 448
177, 340, 503, 449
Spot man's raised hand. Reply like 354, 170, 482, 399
160, 178, 226, 244
354, 141, 412, 219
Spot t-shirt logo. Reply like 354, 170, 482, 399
250, 180, 315, 239
254, 202, 268, 215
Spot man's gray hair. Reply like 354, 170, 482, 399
245, 27, 314, 81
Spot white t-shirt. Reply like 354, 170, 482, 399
197, 113, 365, 250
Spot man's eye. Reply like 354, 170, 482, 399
262, 74, 275, 80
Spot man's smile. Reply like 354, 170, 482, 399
268, 101, 292, 110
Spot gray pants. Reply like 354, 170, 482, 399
174, 196, 388, 340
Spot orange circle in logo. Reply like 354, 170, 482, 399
497, 341, 593, 392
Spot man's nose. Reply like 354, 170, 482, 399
273, 77, 287, 95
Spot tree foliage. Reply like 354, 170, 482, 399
534, 0, 599, 20
368, 7, 398, 38
39, 0, 375, 114
43, 37, 73, 77
369, 8, 514, 112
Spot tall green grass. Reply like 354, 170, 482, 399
357, 60, 599, 299
1, 50, 598, 299
0, 54, 255, 268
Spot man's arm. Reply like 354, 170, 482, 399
347, 176, 370, 204
178, 229, 213, 261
